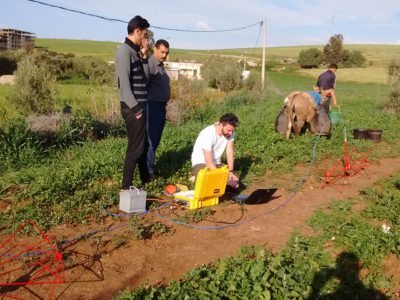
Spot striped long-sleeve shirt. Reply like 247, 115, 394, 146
115, 38, 148, 114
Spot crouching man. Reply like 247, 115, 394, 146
191, 113, 240, 188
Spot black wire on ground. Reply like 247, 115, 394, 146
156, 135, 321, 229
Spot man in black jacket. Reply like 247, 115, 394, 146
115, 15, 151, 189
147, 39, 170, 178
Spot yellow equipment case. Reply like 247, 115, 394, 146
174, 166, 229, 209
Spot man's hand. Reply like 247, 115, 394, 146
228, 171, 239, 182
140, 39, 149, 59
135, 111, 143, 119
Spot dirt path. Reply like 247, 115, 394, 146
6, 156, 400, 299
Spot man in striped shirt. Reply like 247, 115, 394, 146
115, 15, 151, 189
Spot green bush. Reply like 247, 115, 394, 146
73, 56, 114, 85
243, 71, 262, 90
298, 48, 323, 68
342, 50, 367, 67
386, 57, 400, 113
0, 118, 46, 173
201, 55, 243, 92
31, 49, 75, 79
10, 56, 57, 114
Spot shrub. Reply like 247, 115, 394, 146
201, 55, 243, 92
342, 50, 367, 67
0, 118, 46, 172
73, 56, 114, 85
243, 71, 262, 91
386, 58, 400, 113
31, 49, 75, 79
298, 48, 323, 68
10, 56, 57, 114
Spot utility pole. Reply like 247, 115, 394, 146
243, 51, 247, 72
261, 17, 267, 90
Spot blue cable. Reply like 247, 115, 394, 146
156, 136, 321, 230
53, 136, 321, 246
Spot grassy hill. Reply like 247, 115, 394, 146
36, 38, 120, 61
36, 38, 400, 84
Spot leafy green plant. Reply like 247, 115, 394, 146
201, 55, 243, 92
298, 48, 323, 68
116, 173, 400, 299
174, 208, 214, 224
10, 55, 57, 114
151, 222, 171, 236
112, 234, 129, 249
128, 215, 147, 240
362, 174, 400, 226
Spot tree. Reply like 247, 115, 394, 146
201, 56, 242, 92
323, 34, 344, 65
298, 48, 323, 68
10, 56, 57, 114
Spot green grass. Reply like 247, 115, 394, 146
0, 83, 119, 119
1, 72, 400, 232
0, 85, 18, 122
36, 38, 120, 61
116, 174, 400, 299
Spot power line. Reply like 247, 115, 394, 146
25, 0, 263, 33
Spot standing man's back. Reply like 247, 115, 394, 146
315, 63, 338, 107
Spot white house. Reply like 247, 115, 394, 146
164, 62, 202, 80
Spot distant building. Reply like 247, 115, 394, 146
242, 70, 251, 80
0, 28, 35, 51
164, 61, 202, 80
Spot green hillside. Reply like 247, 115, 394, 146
37, 38, 400, 64
36, 38, 120, 61
33, 38, 400, 84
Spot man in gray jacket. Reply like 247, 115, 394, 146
147, 39, 170, 178
115, 15, 151, 189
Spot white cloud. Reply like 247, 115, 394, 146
196, 21, 213, 31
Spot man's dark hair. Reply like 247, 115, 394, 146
155, 39, 169, 49
127, 15, 150, 34
329, 63, 338, 69
220, 113, 239, 127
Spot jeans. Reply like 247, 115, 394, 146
147, 101, 167, 176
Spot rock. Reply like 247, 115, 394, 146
0, 75, 15, 85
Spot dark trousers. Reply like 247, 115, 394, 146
147, 101, 167, 176
121, 103, 150, 189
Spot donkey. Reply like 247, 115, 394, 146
278, 90, 328, 139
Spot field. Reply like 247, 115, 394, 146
1, 40, 400, 299
35, 38, 400, 84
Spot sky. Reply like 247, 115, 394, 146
1, 0, 400, 50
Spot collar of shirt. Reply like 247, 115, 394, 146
124, 37, 140, 52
